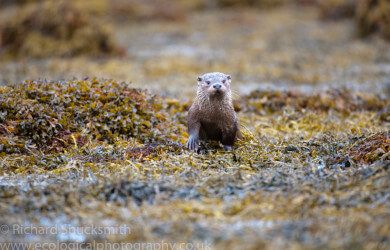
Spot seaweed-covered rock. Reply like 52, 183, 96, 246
348, 132, 390, 164
0, 0, 43, 5
109, 0, 206, 21
318, 0, 357, 20
356, 0, 390, 40
240, 89, 389, 114
327, 132, 390, 166
0, 1, 121, 58
0, 79, 186, 154
216, 0, 286, 8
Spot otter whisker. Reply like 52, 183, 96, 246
231, 90, 242, 99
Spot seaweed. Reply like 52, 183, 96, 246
318, 0, 357, 20
109, 0, 199, 21
0, 79, 186, 154
239, 89, 389, 114
0, 1, 121, 58
356, 0, 390, 40
216, 0, 287, 8
327, 132, 390, 166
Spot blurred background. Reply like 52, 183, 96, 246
0, 0, 389, 99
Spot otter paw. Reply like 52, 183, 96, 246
223, 145, 232, 152
186, 135, 200, 153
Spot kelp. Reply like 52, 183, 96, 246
0, 79, 186, 154
216, 0, 287, 8
318, 0, 357, 20
239, 89, 389, 114
356, 0, 390, 40
327, 132, 390, 166
0, 1, 121, 58
109, 0, 207, 21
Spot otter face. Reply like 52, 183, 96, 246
197, 72, 231, 97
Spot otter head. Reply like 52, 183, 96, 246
197, 72, 231, 99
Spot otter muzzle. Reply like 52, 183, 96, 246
213, 84, 222, 90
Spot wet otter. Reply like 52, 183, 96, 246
186, 72, 242, 153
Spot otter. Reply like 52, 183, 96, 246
186, 72, 242, 153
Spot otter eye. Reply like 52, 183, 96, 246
222, 80, 226, 84
206, 81, 211, 85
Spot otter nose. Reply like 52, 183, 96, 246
213, 84, 222, 90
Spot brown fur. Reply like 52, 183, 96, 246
187, 72, 241, 153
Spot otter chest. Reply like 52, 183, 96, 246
200, 114, 235, 141
200, 120, 224, 141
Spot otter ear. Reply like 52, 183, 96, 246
197, 76, 202, 85
227, 75, 231, 80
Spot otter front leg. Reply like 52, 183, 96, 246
223, 145, 232, 151
186, 121, 201, 153
221, 129, 236, 152
187, 133, 200, 153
